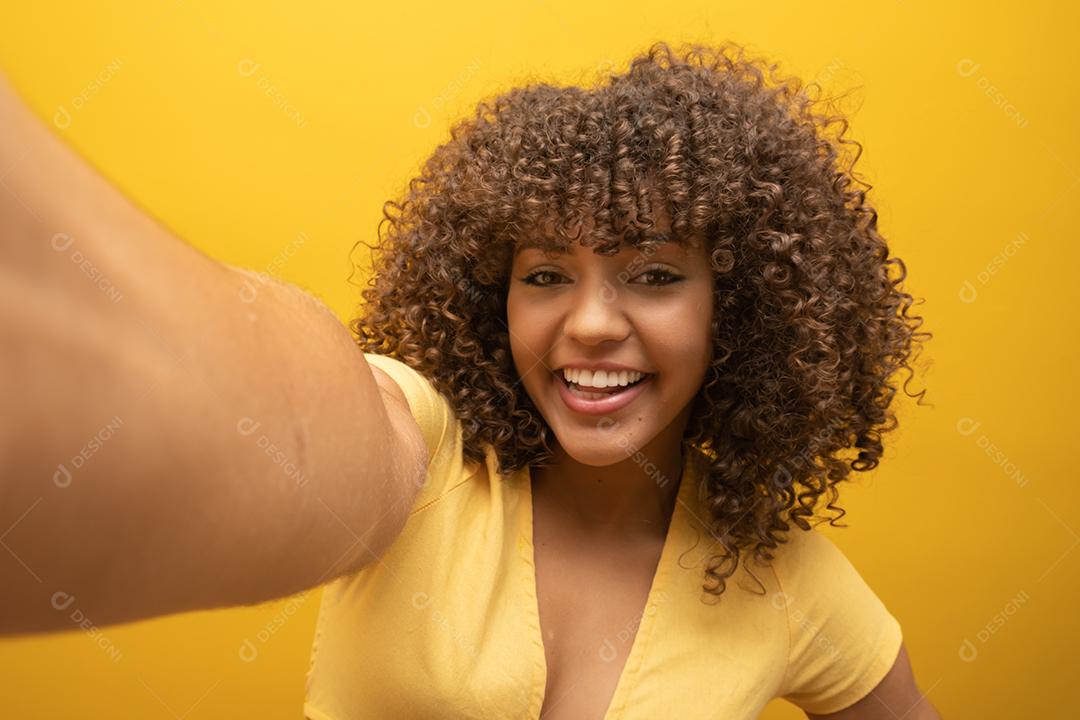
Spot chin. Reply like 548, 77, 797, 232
548, 423, 647, 466
554, 445, 630, 468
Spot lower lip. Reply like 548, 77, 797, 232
554, 372, 654, 416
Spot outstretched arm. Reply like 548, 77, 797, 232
0, 70, 428, 635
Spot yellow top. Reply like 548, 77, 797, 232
304, 353, 904, 720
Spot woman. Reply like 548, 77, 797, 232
0, 40, 937, 719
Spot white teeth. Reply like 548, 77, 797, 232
567, 384, 613, 400
561, 368, 645, 388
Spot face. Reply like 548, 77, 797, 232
506, 227, 715, 467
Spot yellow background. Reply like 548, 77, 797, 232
1, 1, 1076, 717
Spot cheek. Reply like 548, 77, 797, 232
683, 287, 715, 355
647, 302, 712, 381
648, 305, 710, 353
506, 293, 552, 374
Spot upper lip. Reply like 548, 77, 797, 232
554, 362, 652, 374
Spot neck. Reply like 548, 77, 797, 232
530, 431, 690, 540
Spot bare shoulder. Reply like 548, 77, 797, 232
369, 363, 410, 409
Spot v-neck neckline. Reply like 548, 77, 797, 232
519, 452, 697, 720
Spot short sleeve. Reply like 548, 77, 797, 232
771, 528, 904, 715
363, 353, 467, 516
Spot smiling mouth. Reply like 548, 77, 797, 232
553, 370, 652, 398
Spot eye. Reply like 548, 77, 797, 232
633, 268, 683, 286
521, 270, 565, 286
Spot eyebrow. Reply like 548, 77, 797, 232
514, 239, 684, 258
513, 239, 559, 257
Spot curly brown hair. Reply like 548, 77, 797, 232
349, 39, 931, 598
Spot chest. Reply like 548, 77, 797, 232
307, 460, 795, 720
531, 522, 667, 720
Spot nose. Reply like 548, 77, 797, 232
561, 277, 631, 345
